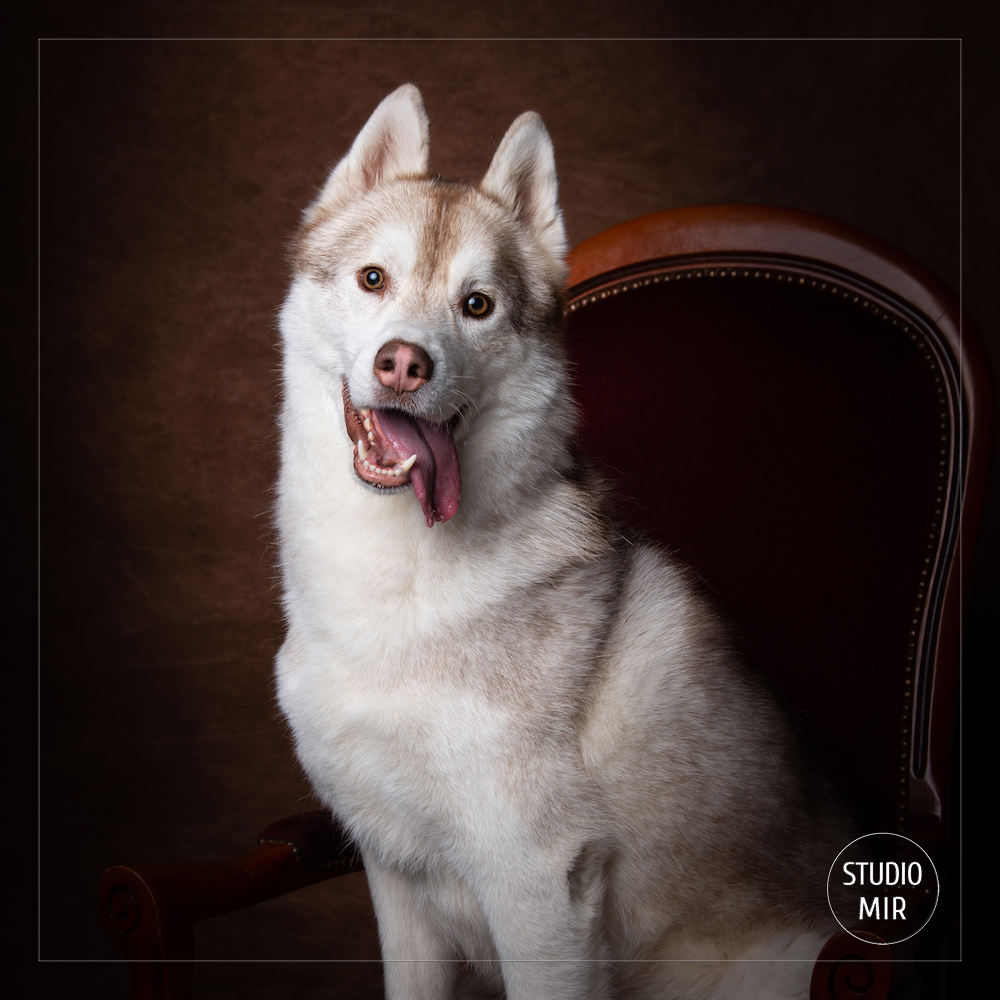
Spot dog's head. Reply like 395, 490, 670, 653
282, 85, 573, 528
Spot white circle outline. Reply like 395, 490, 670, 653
826, 832, 940, 945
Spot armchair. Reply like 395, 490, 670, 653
100, 205, 991, 998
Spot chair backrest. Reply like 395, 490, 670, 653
563, 205, 992, 839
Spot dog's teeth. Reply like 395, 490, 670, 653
357, 438, 368, 460
368, 431, 375, 442
399, 454, 417, 473
363, 417, 373, 431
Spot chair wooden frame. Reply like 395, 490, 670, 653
563, 204, 991, 844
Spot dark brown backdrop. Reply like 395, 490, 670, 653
37, 15, 995, 1000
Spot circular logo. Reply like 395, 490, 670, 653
827, 833, 939, 946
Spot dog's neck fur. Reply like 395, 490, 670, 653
276, 331, 613, 638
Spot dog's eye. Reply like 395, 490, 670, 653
463, 293, 492, 318
360, 267, 386, 291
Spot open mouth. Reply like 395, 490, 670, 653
342, 379, 462, 527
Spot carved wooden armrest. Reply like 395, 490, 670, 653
98, 810, 362, 1000
810, 930, 892, 1000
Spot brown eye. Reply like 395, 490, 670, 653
463, 292, 492, 318
360, 266, 385, 291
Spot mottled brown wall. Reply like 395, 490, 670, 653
37, 16, 993, 1000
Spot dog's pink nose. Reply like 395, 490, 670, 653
374, 340, 434, 395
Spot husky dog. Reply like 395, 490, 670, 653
275, 85, 848, 999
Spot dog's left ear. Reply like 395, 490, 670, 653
304, 84, 430, 224
481, 112, 567, 262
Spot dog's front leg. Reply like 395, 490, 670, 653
365, 859, 459, 1000
480, 857, 613, 1000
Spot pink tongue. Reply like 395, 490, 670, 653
375, 409, 461, 527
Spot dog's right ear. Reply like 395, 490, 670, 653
480, 111, 566, 264
304, 84, 429, 224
